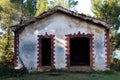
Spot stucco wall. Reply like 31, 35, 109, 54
17, 12, 107, 71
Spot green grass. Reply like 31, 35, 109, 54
1, 70, 120, 80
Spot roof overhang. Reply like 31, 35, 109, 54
10, 6, 112, 32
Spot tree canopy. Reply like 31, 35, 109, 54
35, 0, 78, 16
91, 0, 120, 51
91, 0, 120, 30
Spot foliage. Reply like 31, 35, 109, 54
68, 0, 78, 10
35, 0, 78, 16
23, 0, 37, 18
35, 0, 49, 16
111, 58, 120, 71
10, 0, 37, 19
0, 0, 37, 66
0, 65, 28, 79
110, 32, 120, 51
0, 33, 14, 65
0, 0, 17, 65
91, 0, 120, 30
91, 0, 120, 51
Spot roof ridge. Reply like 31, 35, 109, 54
10, 6, 112, 32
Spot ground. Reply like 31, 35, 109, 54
1, 69, 120, 80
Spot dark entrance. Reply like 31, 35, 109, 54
41, 38, 51, 66
70, 37, 90, 66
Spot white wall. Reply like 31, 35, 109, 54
17, 12, 107, 71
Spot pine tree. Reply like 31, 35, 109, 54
91, 0, 120, 30
35, 0, 78, 16
0, 0, 37, 66
35, 0, 49, 16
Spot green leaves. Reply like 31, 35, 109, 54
0, 0, 16, 65
35, 0, 78, 16
91, 0, 120, 51
35, 0, 49, 16
91, 0, 120, 29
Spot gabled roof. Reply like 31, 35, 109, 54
11, 6, 112, 32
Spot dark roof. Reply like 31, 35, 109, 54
11, 6, 112, 32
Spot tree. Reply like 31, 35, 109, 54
0, 0, 38, 65
23, 0, 37, 18
91, 0, 120, 30
0, 0, 16, 65
10, 0, 37, 20
110, 32, 120, 52
35, 0, 49, 16
68, 0, 78, 10
91, 0, 120, 51
35, 0, 78, 16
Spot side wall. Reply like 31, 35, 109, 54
16, 13, 109, 71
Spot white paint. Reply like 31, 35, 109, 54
17, 12, 107, 71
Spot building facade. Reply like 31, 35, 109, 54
11, 6, 111, 72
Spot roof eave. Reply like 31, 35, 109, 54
10, 6, 112, 32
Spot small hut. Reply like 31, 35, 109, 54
11, 6, 111, 72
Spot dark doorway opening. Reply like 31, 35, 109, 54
41, 38, 51, 66
70, 37, 90, 66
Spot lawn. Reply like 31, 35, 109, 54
1, 70, 120, 80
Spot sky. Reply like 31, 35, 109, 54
76, 0, 94, 16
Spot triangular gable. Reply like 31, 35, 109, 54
11, 6, 112, 32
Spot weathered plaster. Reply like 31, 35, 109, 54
17, 12, 107, 71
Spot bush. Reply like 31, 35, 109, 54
0, 64, 28, 78
111, 58, 120, 71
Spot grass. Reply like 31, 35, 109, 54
1, 69, 120, 80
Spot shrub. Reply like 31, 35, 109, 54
0, 64, 28, 78
111, 58, 120, 71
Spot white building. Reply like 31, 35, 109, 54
11, 6, 111, 72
